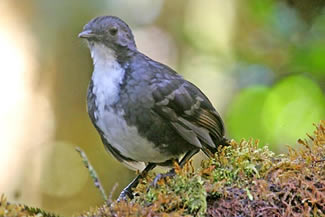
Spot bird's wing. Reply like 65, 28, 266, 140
151, 76, 225, 149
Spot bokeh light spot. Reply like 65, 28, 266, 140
40, 142, 89, 197
262, 75, 325, 150
293, 40, 325, 78
247, 0, 275, 24
184, 0, 236, 53
106, 0, 164, 26
134, 26, 178, 68
226, 86, 270, 145
181, 54, 235, 111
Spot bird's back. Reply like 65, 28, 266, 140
118, 52, 225, 154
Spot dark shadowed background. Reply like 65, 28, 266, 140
0, 0, 324, 216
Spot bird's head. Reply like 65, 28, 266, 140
79, 16, 136, 53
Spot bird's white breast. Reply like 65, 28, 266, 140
90, 43, 172, 167
91, 43, 124, 108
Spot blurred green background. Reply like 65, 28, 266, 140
0, 0, 324, 216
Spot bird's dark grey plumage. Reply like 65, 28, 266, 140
79, 16, 226, 200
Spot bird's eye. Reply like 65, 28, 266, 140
109, 27, 118, 35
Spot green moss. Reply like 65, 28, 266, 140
133, 163, 207, 216
0, 195, 60, 217
1, 121, 325, 216
199, 138, 278, 203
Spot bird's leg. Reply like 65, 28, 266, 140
118, 163, 156, 201
152, 149, 199, 187
179, 149, 200, 167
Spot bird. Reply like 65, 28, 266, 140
78, 16, 227, 200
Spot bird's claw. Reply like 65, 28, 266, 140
151, 169, 175, 188
117, 188, 133, 202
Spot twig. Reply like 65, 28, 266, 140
76, 147, 108, 201
108, 183, 119, 204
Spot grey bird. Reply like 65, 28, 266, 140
79, 16, 227, 200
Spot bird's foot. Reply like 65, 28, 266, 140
151, 169, 175, 188
117, 187, 133, 202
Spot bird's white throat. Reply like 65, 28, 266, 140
90, 43, 125, 108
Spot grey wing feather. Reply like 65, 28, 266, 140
151, 71, 225, 149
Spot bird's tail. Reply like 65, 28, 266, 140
220, 137, 231, 147
201, 137, 230, 158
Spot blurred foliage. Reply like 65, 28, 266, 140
226, 86, 270, 145
279, 0, 325, 23
1, 0, 324, 216
229, 0, 325, 150
227, 75, 324, 151
262, 75, 324, 148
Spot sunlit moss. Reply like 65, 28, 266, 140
133, 162, 207, 216
202, 139, 275, 188
2, 121, 325, 216
0, 194, 60, 217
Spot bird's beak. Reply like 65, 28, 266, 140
78, 30, 96, 39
